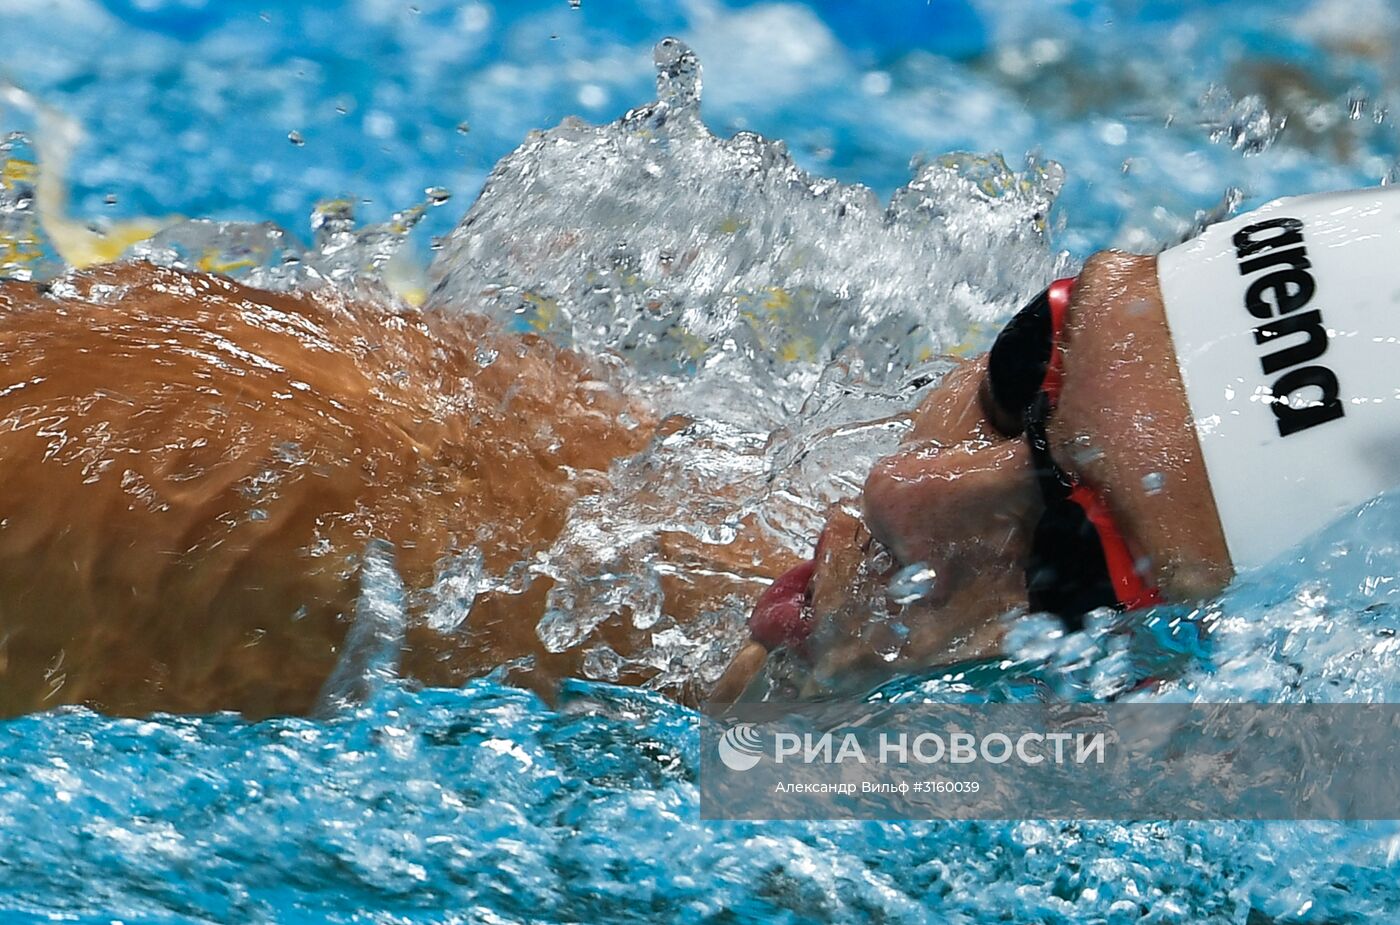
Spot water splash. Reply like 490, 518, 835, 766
2, 5, 1400, 921
426, 41, 1067, 683
0, 677, 1395, 923
0, 133, 55, 281
429, 38, 1067, 415
651, 36, 702, 115
532, 417, 769, 675
126, 194, 446, 303
314, 539, 407, 715
1199, 85, 1287, 156
874, 490, 1400, 707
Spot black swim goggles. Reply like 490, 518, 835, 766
983, 278, 1162, 627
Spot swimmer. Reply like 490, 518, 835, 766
713, 184, 1400, 700
0, 185, 1393, 716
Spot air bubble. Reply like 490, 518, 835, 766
1141, 471, 1166, 495
425, 186, 451, 205
287, 130, 304, 146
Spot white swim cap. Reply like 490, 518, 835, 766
1157, 185, 1400, 569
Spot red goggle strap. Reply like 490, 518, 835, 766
1025, 386, 1163, 615
1040, 276, 1075, 408
1066, 482, 1163, 611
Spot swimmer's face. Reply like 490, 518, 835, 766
714, 358, 1038, 699
789, 363, 1041, 693
715, 252, 1234, 701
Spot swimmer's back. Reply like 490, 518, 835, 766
0, 263, 649, 716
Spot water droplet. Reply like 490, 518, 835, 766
887, 562, 938, 605
287, 130, 304, 146
456, 121, 471, 134
103, 193, 117, 205
364, 111, 395, 139
474, 345, 499, 368
578, 84, 607, 109
425, 186, 451, 205
1099, 121, 1128, 146
1071, 441, 1105, 466
1199, 88, 1283, 156
568, 0, 581, 8
1141, 471, 1166, 495
583, 645, 625, 682
653, 37, 702, 110
869, 620, 910, 661
1348, 92, 1367, 121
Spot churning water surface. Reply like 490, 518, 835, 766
3, 0, 1400, 922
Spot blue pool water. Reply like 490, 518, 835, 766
4, 1, 1400, 922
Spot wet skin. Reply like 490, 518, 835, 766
0, 262, 796, 716
713, 251, 1233, 700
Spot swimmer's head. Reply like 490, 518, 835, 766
710, 255, 1225, 702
